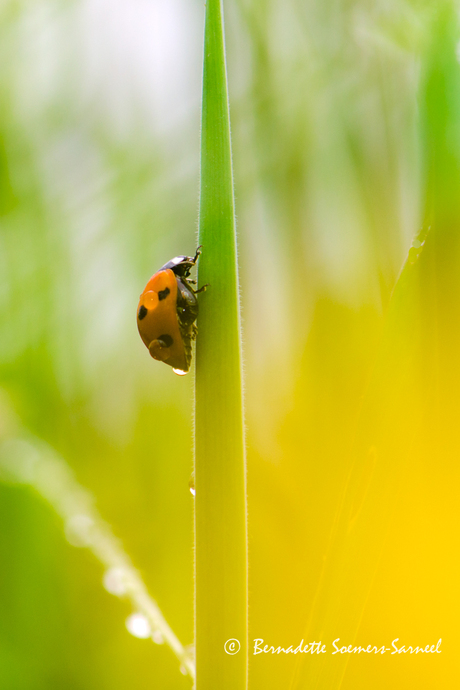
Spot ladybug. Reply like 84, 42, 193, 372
137, 247, 206, 374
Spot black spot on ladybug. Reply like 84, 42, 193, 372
158, 334, 173, 347
138, 305, 148, 320
158, 287, 170, 301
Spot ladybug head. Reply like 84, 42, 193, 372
159, 248, 201, 278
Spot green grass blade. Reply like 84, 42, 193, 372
194, 0, 247, 688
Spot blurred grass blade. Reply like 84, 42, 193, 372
194, 0, 247, 688
0, 434, 195, 679
290, 234, 427, 690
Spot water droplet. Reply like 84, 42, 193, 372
126, 613, 151, 639
65, 514, 94, 547
185, 642, 195, 659
408, 237, 426, 264
173, 368, 188, 376
180, 665, 187, 676
189, 473, 195, 496
152, 630, 164, 645
408, 247, 420, 264
103, 567, 127, 596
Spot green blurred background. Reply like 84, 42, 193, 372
0, 0, 459, 688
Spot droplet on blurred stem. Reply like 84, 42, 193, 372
189, 472, 195, 496
125, 613, 151, 639
173, 368, 188, 376
65, 514, 94, 547
152, 630, 164, 645
103, 567, 127, 596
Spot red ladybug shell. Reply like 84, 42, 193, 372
137, 268, 189, 372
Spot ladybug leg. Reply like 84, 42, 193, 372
176, 277, 199, 327
192, 246, 203, 264
192, 283, 209, 294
